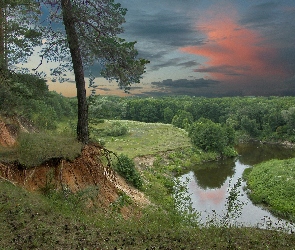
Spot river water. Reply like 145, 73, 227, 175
178, 142, 295, 230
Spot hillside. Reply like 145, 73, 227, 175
1, 117, 295, 248
0, 117, 148, 216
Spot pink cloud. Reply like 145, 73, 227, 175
180, 6, 288, 84
196, 187, 227, 205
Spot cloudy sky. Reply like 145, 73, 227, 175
49, 0, 295, 97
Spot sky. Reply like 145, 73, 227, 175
47, 0, 295, 97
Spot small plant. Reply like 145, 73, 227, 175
220, 178, 246, 249
39, 169, 56, 196
222, 178, 245, 227
173, 178, 200, 226
111, 191, 132, 212
113, 154, 143, 189
105, 121, 128, 137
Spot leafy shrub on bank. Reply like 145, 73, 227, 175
188, 118, 236, 156
113, 154, 143, 189
105, 121, 128, 137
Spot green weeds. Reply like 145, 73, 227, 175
0, 130, 82, 167
104, 121, 128, 136
111, 191, 133, 212
244, 158, 295, 221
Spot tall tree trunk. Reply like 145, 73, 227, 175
61, 0, 89, 144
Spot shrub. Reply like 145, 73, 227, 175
188, 118, 236, 156
105, 121, 128, 136
189, 119, 225, 152
113, 154, 143, 189
172, 110, 193, 129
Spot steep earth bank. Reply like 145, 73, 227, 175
0, 118, 149, 216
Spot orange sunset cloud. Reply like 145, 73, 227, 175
180, 8, 287, 84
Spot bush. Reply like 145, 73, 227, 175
113, 154, 143, 189
188, 118, 236, 156
105, 121, 128, 136
172, 110, 193, 129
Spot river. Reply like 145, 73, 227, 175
178, 142, 295, 230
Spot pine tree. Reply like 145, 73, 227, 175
40, 0, 148, 144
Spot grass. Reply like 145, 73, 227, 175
1, 178, 295, 249
0, 146, 18, 163
90, 120, 192, 158
244, 158, 295, 221
0, 119, 216, 168
0, 131, 82, 167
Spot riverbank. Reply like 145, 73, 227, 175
243, 158, 295, 222
1, 177, 295, 249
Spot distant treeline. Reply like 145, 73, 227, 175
2, 72, 295, 143
89, 95, 295, 143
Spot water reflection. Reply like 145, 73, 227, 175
236, 142, 295, 166
178, 142, 295, 230
193, 159, 235, 189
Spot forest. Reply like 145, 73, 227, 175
90, 94, 295, 146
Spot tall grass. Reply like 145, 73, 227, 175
17, 132, 82, 167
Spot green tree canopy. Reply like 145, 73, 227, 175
0, 0, 42, 71
189, 118, 235, 155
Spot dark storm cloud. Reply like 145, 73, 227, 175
193, 65, 249, 76
124, 12, 201, 48
239, 2, 279, 27
151, 78, 219, 89
151, 59, 200, 71
277, 48, 295, 76
119, 0, 205, 62
178, 60, 201, 68
129, 86, 144, 90
240, 1, 295, 83
136, 49, 170, 62
97, 87, 111, 92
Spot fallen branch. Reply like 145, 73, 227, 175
0, 176, 17, 186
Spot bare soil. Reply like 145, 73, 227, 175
0, 120, 17, 147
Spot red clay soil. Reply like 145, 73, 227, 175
0, 120, 16, 147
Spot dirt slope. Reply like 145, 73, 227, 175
0, 118, 149, 216
0, 120, 17, 147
